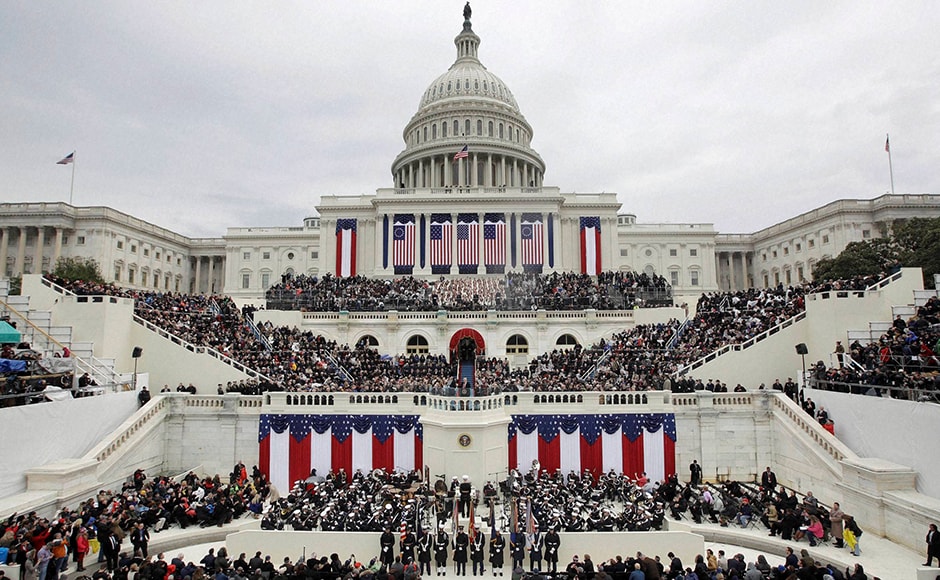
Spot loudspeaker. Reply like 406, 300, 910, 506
795, 343, 808, 355
132, 346, 143, 358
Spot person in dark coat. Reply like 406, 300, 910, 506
489, 530, 506, 576
434, 527, 449, 577
453, 526, 469, 576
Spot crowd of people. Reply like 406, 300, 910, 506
810, 295, 940, 402
264, 272, 671, 313
0, 462, 896, 580
41, 271, 916, 398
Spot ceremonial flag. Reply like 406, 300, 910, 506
258, 414, 423, 494
885, 135, 890, 152
483, 213, 506, 274
335, 219, 357, 277
468, 501, 476, 542
507, 413, 676, 483
457, 213, 479, 274
393, 214, 416, 275
454, 145, 469, 161
579, 216, 602, 275
430, 214, 453, 274
57, 152, 75, 165
520, 213, 543, 272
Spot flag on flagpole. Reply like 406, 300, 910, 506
468, 501, 476, 542
453, 145, 469, 161
57, 152, 75, 165
885, 135, 890, 153
451, 487, 460, 535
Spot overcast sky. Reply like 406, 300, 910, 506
3, 1, 938, 238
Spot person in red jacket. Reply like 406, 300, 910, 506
75, 528, 89, 571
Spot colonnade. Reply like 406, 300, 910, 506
394, 152, 542, 190
190, 255, 226, 295
0, 226, 66, 277
716, 251, 753, 291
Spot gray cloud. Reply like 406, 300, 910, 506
2, 1, 937, 238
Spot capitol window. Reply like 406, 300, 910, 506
242, 274, 250, 289
477, 120, 482, 134
243, 251, 250, 260
483, 81, 488, 91
506, 334, 528, 354
690, 270, 700, 286
442, 122, 448, 137
690, 248, 697, 257
116, 240, 124, 249
474, 80, 479, 90
407, 335, 430, 354
488, 121, 493, 136
465, 119, 470, 135
453, 120, 459, 134
447, 81, 452, 92
669, 249, 677, 257
499, 123, 504, 139
77, 236, 85, 245
822, 234, 829, 244
263, 252, 270, 260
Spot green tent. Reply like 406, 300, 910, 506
0, 321, 21, 344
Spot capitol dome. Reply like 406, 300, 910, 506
391, 5, 545, 190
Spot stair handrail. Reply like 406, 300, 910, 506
666, 317, 690, 349
0, 297, 70, 357
674, 310, 808, 376
39, 276, 77, 297
578, 348, 611, 382
245, 315, 272, 352
132, 313, 275, 383
322, 349, 354, 382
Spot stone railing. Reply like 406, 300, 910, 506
770, 393, 852, 471
87, 396, 170, 465
300, 308, 634, 324
132, 314, 274, 382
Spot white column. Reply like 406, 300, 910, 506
0, 228, 8, 277
15, 227, 27, 276
418, 160, 424, 188
217, 256, 225, 292
208, 257, 216, 294
52, 228, 63, 268
193, 257, 202, 294
512, 159, 518, 187
35, 227, 45, 274
500, 157, 506, 187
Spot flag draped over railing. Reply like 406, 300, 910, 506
507, 413, 677, 483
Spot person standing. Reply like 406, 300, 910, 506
542, 528, 560, 573
452, 526, 469, 576
689, 461, 702, 487
380, 527, 397, 567
526, 526, 543, 572
459, 477, 473, 518
469, 528, 485, 576
760, 467, 777, 491
417, 528, 433, 577
434, 526, 449, 577
925, 523, 940, 566
489, 530, 506, 577
829, 502, 845, 548
130, 523, 149, 559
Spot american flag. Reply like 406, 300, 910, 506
520, 214, 543, 270
457, 214, 479, 273
393, 214, 415, 274
400, 510, 409, 542
57, 152, 75, 165
453, 145, 469, 160
484, 213, 506, 272
429, 214, 452, 274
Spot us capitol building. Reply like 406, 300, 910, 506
1, 8, 938, 304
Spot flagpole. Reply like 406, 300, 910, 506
886, 134, 894, 194
69, 155, 76, 205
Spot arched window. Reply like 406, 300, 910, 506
555, 334, 579, 349
506, 334, 528, 355
488, 121, 493, 137
498, 123, 504, 139
407, 335, 430, 354
477, 120, 482, 135
432, 125, 437, 139
453, 120, 459, 135
424, 127, 428, 141
357, 335, 379, 348
442, 122, 448, 138
465, 119, 470, 135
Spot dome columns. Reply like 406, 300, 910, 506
394, 153, 542, 190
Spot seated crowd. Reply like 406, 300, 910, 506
41, 273, 904, 397
811, 296, 940, 401
263, 272, 671, 313
1, 464, 878, 580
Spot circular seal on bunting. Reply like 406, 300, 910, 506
457, 433, 472, 448
394, 226, 406, 239
521, 225, 533, 237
